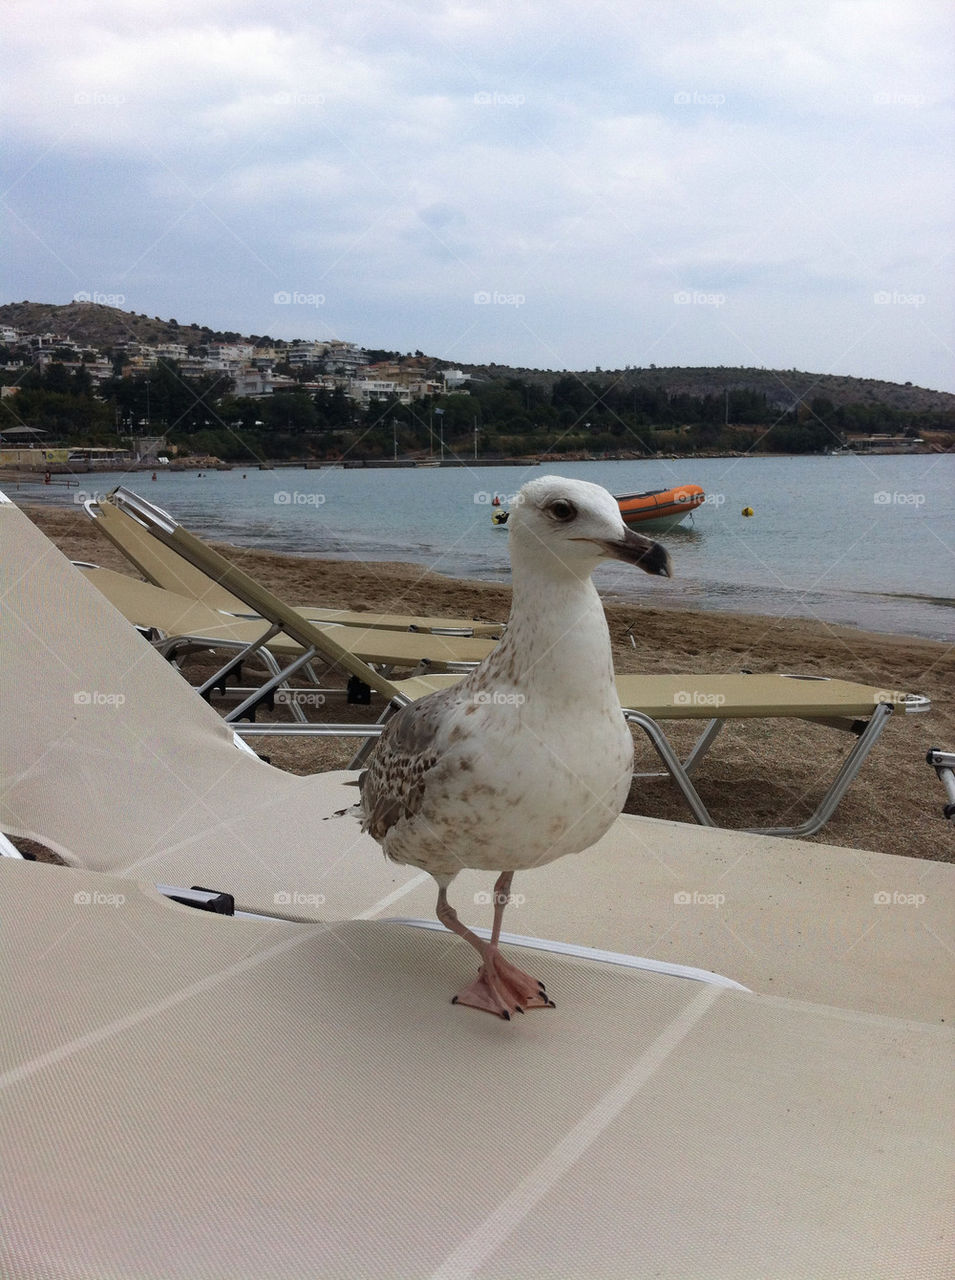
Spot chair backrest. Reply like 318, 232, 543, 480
87, 495, 506, 637
78, 565, 495, 670
78, 564, 293, 647
105, 487, 413, 702
90, 494, 245, 609
0, 494, 415, 918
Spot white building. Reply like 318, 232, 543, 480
233, 366, 274, 397
288, 342, 327, 367
154, 342, 190, 361
324, 341, 367, 375
206, 343, 254, 366
349, 378, 411, 406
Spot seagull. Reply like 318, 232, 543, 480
358, 476, 671, 1018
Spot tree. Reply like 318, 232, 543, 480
43, 362, 72, 394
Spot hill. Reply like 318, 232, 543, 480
0, 300, 252, 351
459, 363, 955, 415
2, 299, 952, 415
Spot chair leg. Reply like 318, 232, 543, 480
625, 711, 718, 828
745, 704, 894, 838
631, 717, 725, 782
625, 704, 895, 839
682, 718, 724, 777
348, 701, 402, 769
926, 749, 955, 820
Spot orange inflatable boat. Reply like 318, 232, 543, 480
615, 483, 705, 531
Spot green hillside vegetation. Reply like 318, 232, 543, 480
1, 301, 952, 463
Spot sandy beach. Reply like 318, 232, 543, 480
25, 503, 954, 863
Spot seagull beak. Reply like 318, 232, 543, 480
598, 528, 672, 577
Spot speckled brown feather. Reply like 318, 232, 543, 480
358, 686, 463, 850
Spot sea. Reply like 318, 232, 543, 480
8, 454, 954, 642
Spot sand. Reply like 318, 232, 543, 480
24, 504, 955, 863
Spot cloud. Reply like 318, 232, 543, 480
1, 0, 952, 387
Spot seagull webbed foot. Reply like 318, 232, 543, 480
452, 946, 556, 1019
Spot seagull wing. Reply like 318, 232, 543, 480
358, 689, 456, 843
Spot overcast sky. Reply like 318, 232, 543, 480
2, 1, 952, 389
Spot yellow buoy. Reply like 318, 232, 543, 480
742, 506, 754, 517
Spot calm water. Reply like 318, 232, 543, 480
10, 454, 954, 640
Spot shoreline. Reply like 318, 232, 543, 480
152, 543, 955, 646
20, 502, 955, 863
23, 497, 950, 651
9, 466, 951, 645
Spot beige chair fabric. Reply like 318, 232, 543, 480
614, 670, 919, 719
88, 493, 504, 635
1, 856, 951, 1280
407, 670, 921, 720
8, 486, 932, 856
0, 496, 421, 919
79, 563, 497, 669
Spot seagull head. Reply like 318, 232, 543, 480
509, 476, 672, 579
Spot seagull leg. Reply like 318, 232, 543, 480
436, 876, 554, 1019
484, 871, 555, 1012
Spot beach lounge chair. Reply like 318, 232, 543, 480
76, 563, 933, 834
3, 856, 951, 1280
0, 490, 436, 914
3, 855, 951, 1280
2, 495, 952, 1279
85, 490, 504, 637
76, 561, 497, 681
616, 670, 931, 837
84, 487, 931, 838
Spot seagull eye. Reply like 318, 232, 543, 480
548, 499, 577, 522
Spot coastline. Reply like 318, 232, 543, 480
24, 503, 955, 862
7, 454, 952, 643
